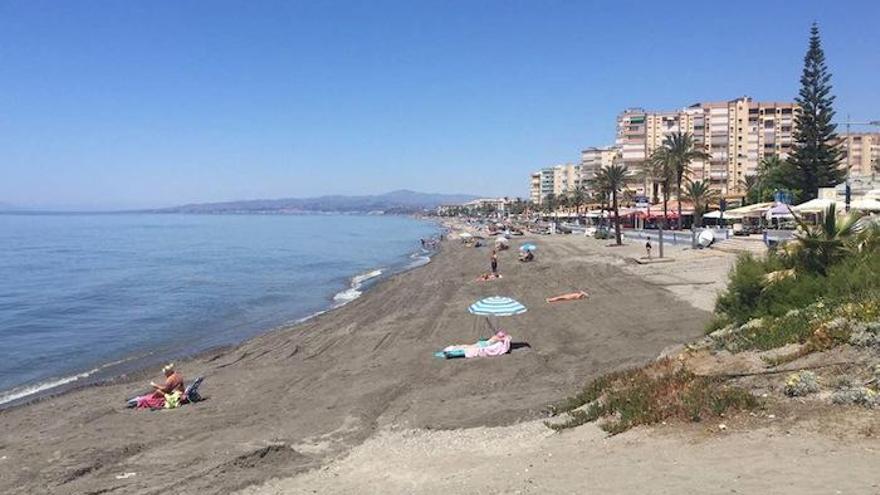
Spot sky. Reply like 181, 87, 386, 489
0, 1, 878, 210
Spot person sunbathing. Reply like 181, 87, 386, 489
475, 272, 502, 281
518, 251, 534, 262
129, 363, 185, 409
546, 291, 589, 303
435, 331, 511, 359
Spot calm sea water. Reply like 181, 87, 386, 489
0, 213, 438, 404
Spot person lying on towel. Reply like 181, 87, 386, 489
435, 330, 512, 359
546, 291, 589, 303
127, 363, 185, 409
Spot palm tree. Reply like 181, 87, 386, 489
543, 193, 557, 216
757, 155, 800, 202
683, 180, 720, 228
739, 175, 759, 206
853, 219, 880, 255
659, 132, 709, 229
596, 164, 629, 246
649, 148, 675, 228
570, 185, 588, 220
782, 203, 862, 275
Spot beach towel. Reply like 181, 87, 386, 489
135, 394, 166, 410
439, 335, 511, 359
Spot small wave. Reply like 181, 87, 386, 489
406, 254, 431, 269
0, 356, 136, 406
332, 268, 384, 306
351, 269, 383, 286
293, 309, 328, 324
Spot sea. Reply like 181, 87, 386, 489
0, 213, 439, 406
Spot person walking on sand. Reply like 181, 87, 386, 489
645, 240, 652, 259
490, 249, 498, 276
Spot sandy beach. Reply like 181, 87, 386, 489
2, 232, 877, 494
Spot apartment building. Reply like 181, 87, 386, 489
530, 163, 579, 204
616, 97, 799, 197
841, 132, 880, 179
553, 163, 579, 195
690, 98, 797, 194
616, 108, 690, 194
529, 172, 542, 204
578, 146, 618, 186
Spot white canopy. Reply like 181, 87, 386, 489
715, 202, 774, 219
850, 198, 880, 212
703, 210, 743, 220
791, 198, 840, 214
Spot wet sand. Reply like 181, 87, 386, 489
0, 234, 713, 494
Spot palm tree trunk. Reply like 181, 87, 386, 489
662, 185, 669, 230
613, 190, 622, 245
677, 178, 684, 230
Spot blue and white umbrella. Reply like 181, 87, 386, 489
519, 243, 537, 252
468, 296, 527, 317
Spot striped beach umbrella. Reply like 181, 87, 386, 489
468, 296, 527, 317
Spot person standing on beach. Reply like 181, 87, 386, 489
490, 249, 498, 276
645, 240, 652, 259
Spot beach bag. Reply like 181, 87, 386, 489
163, 391, 181, 409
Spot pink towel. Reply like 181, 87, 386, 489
444, 336, 512, 359
469, 336, 511, 358
136, 393, 165, 409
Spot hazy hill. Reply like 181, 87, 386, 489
157, 190, 478, 214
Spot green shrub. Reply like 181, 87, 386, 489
712, 247, 880, 333
548, 361, 758, 434
715, 254, 769, 324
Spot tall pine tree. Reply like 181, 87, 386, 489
789, 23, 845, 202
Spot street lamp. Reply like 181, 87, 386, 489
841, 118, 880, 212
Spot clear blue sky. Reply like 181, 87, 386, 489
1, 0, 878, 209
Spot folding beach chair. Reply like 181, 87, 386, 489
182, 376, 204, 404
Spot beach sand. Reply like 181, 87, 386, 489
2, 232, 875, 494
242, 412, 880, 495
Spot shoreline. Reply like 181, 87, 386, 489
0, 223, 442, 410
0, 231, 718, 494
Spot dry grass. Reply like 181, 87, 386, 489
548, 359, 758, 434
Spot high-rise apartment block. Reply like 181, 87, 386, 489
841, 132, 880, 179
530, 96, 872, 205
578, 146, 618, 187
529, 163, 579, 204
616, 97, 798, 197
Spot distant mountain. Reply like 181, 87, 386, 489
157, 190, 479, 214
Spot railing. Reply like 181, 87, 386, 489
621, 227, 799, 247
